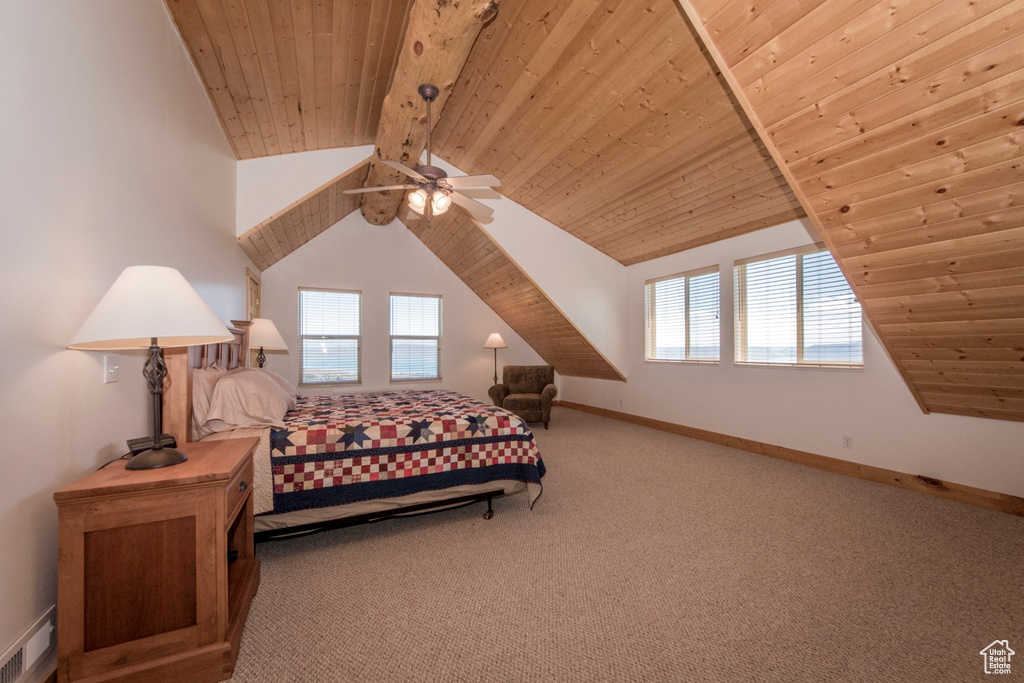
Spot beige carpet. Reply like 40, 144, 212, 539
231, 409, 1023, 682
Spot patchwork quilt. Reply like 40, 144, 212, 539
267, 390, 545, 515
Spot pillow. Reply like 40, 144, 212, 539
256, 368, 298, 402
192, 362, 229, 440
203, 369, 293, 434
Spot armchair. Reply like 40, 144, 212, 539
489, 365, 557, 429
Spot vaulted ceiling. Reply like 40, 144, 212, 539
429, 0, 805, 264
166, 0, 1024, 421
165, 0, 413, 157
677, 0, 1024, 422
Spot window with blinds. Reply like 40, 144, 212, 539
734, 245, 862, 367
644, 266, 720, 362
298, 288, 361, 385
390, 293, 442, 381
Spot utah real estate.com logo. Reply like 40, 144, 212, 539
980, 640, 1014, 675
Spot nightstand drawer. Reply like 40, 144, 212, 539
226, 458, 253, 522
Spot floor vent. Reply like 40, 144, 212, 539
0, 607, 55, 683
0, 650, 22, 683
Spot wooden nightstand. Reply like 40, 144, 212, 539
54, 437, 260, 683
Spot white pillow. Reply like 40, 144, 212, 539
203, 369, 293, 433
257, 368, 298, 402
192, 363, 229, 440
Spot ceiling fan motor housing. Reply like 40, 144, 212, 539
414, 164, 448, 182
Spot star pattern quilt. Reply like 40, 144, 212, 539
266, 390, 545, 515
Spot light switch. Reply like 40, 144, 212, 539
104, 355, 120, 384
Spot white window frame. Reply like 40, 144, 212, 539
734, 244, 863, 369
644, 265, 721, 363
297, 287, 362, 386
389, 292, 443, 382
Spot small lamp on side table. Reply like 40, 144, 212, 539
248, 317, 288, 368
68, 266, 233, 470
483, 333, 507, 385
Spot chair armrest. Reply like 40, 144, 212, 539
540, 383, 557, 424
488, 383, 510, 406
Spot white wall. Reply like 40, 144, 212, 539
561, 219, 1024, 498
0, 1, 250, 649
237, 150, 629, 372
429, 157, 629, 370
259, 212, 545, 403
236, 146, 374, 235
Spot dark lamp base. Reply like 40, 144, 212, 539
125, 447, 189, 470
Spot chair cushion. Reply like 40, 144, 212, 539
504, 365, 555, 395
504, 393, 542, 412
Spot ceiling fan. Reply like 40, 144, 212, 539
344, 84, 500, 221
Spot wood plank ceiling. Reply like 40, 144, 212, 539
677, 0, 1024, 422
237, 160, 369, 270
166, 0, 803, 264
431, 0, 805, 265
168, 0, 1024, 420
164, 0, 412, 158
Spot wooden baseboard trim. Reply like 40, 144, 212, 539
553, 400, 1024, 517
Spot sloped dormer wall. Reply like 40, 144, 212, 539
560, 219, 1024, 499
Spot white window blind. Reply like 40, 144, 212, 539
298, 288, 361, 385
645, 267, 720, 362
734, 245, 862, 367
390, 294, 442, 381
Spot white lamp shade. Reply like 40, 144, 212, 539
483, 332, 507, 349
431, 190, 452, 215
68, 266, 233, 350
408, 188, 428, 210
249, 317, 288, 351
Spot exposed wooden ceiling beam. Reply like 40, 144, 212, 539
359, 0, 499, 225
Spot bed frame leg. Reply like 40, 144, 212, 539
483, 496, 494, 520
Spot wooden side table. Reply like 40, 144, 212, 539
54, 437, 260, 683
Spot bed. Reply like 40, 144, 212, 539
162, 322, 545, 539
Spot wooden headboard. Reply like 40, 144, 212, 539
162, 319, 251, 446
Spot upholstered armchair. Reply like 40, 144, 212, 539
489, 365, 557, 429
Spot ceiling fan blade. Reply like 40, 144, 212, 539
343, 184, 418, 195
382, 160, 427, 181
450, 191, 494, 220
445, 174, 501, 189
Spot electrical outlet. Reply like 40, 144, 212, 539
842, 435, 853, 449
619, 398, 624, 408
104, 355, 120, 384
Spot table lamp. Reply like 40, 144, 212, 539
68, 266, 233, 470
483, 333, 507, 385
248, 317, 288, 368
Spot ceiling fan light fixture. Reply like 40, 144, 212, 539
431, 190, 452, 215
345, 84, 500, 222
408, 187, 428, 213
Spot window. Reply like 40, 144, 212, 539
298, 288, 361, 385
645, 267, 720, 362
390, 293, 442, 381
734, 245, 862, 367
